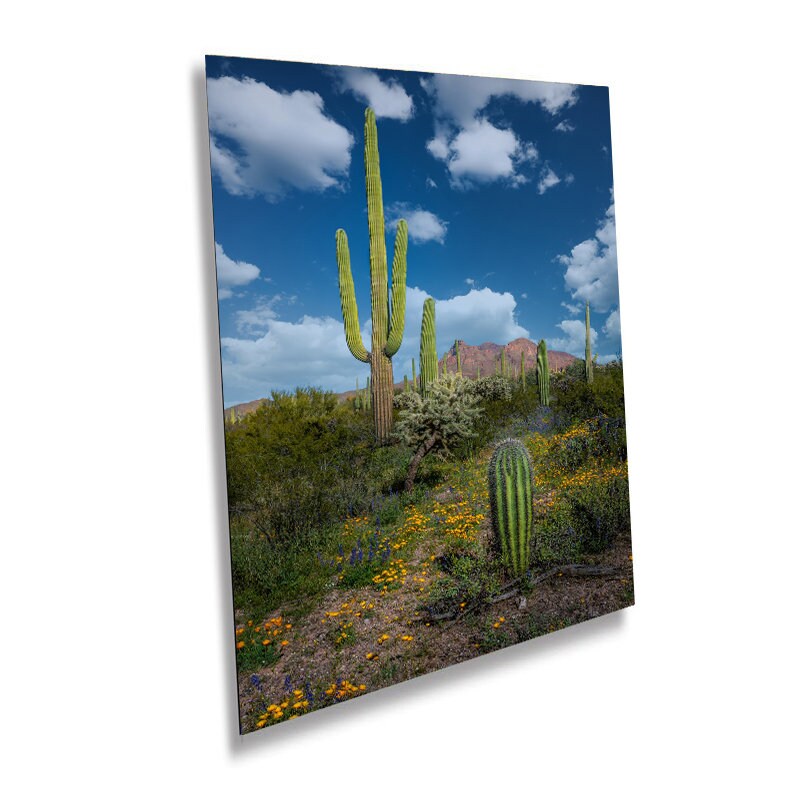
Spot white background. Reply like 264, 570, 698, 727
2, 2, 798, 797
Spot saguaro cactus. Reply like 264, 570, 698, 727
419, 298, 437, 396
411, 357, 417, 390
520, 350, 526, 391
455, 340, 462, 375
585, 301, 593, 384
336, 108, 408, 443
501, 347, 508, 378
537, 339, 550, 406
488, 438, 534, 576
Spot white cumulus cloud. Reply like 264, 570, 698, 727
603, 309, 621, 339
337, 67, 414, 121
554, 120, 575, 133
422, 74, 577, 126
421, 73, 575, 188
549, 319, 597, 357
220, 284, 528, 405
537, 166, 561, 195
206, 76, 353, 200
428, 119, 538, 189
386, 204, 448, 244
557, 198, 619, 312
215, 242, 261, 300
391, 287, 529, 379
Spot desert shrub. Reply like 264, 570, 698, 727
563, 474, 630, 554
225, 387, 414, 544
549, 361, 626, 425
427, 537, 503, 614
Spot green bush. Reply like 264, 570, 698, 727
550, 361, 626, 425
225, 388, 410, 544
534, 474, 630, 563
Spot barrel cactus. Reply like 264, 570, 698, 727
488, 438, 534, 576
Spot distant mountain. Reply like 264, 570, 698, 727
224, 337, 577, 419
439, 337, 576, 379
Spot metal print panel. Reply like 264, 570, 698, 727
206, 55, 634, 734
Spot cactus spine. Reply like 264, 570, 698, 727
537, 339, 550, 406
488, 438, 534, 577
585, 301, 593, 384
336, 108, 408, 443
419, 298, 437, 397
520, 351, 526, 391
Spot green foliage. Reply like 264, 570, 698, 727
427, 537, 502, 612
550, 361, 626, 424
225, 388, 411, 542
488, 438, 534, 576
535, 474, 630, 563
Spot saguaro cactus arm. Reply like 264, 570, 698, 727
385, 220, 408, 357
336, 229, 370, 363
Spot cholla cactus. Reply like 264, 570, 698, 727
394, 374, 482, 492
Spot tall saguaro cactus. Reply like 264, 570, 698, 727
585, 301, 593, 384
336, 108, 408, 443
419, 298, 437, 397
501, 347, 508, 378
455, 340, 462, 375
411, 357, 417, 390
537, 339, 550, 406
488, 438, 534, 577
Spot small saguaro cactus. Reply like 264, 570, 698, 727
419, 298, 438, 397
404, 375, 409, 393
501, 347, 508, 378
336, 108, 408, 444
488, 438, 534, 577
520, 350, 526, 391
411, 357, 417, 390
476, 365, 481, 379
585, 301, 593, 384
537, 339, 550, 406
455, 340, 462, 375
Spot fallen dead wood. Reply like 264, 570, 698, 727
419, 564, 621, 624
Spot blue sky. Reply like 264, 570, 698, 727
206, 56, 622, 407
